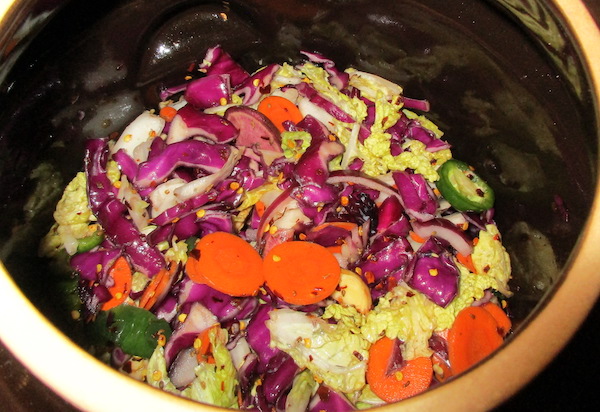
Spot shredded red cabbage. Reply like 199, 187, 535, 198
49, 45, 511, 411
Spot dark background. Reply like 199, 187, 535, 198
497, 302, 600, 411
498, 1, 600, 410
500, 2, 600, 409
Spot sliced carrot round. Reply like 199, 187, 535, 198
187, 231, 264, 296
263, 241, 341, 305
481, 302, 512, 337
139, 264, 177, 310
101, 256, 132, 311
366, 337, 433, 402
257, 96, 304, 132
448, 305, 504, 375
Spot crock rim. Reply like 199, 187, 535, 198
0, 0, 599, 411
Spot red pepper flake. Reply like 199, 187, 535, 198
353, 351, 364, 361
365, 271, 375, 284
483, 265, 491, 273
122, 361, 132, 373
189, 248, 201, 260
387, 276, 398, 291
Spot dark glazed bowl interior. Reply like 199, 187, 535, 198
0, 0, 598, 410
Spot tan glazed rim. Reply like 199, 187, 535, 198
1, 1, 600, 411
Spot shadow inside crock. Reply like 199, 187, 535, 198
0, 0, 596, 404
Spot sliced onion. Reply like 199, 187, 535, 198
117, 175, 150, 231
228, 337, 253, 371
167, 105, 239, 144
256, 186, 296, 245
297, 97, 336, 132
164, 302, 218, 366
112, 149, 138, 182
169, 347, 199, 388
173, 147, 242, 202
327, 171, 401, 202
234, 63, 281, 105
411, 218, 473, 256
110, 111, 165, 162
148, 178, 187, 218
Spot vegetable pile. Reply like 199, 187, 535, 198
40, 45, 513, 410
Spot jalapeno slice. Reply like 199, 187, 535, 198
94, 304, 172, 358
436, 159, 494, 212
76, 230, 105, 253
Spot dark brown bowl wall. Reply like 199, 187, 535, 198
0, 0, 598, 410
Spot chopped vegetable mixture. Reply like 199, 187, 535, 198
40, 46, 513, 410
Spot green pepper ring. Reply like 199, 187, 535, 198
436, 159, 495, 212
76, 230, 105, 253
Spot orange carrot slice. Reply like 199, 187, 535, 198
159, 106, 178, 122
366, 337, 433, 402
409, 230, 427, 244
254, 200, 266, 218
187, 231, 264, 296
481, 302, 512, 337
263, 241, 341, 305
101, 256, 132, 311
448, 306, 504, 375
311, 221, 358, 233
257, 96, 303, 132
139, 264, 177, 310
195, 324, 219, 363
456, 252, 477, 274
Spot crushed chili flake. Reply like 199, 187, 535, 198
190, 248, 201, 260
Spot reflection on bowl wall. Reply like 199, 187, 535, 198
0, 0, 599, 411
